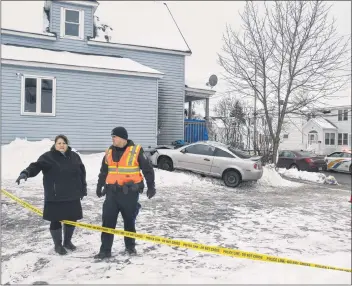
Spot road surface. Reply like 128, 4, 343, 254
324, 171, 351, 188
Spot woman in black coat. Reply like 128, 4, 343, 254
16, 135, 87, 255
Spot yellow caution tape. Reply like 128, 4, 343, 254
1, 189, 351, 273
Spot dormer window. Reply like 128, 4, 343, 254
60, 7, 84, 39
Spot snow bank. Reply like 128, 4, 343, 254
277, 168, 337, 185
258, 165, 301, 188
1, 138, 54, 180
1, 139, 301, 189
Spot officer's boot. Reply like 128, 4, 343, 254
125, 238, 137, 255
50, 229, 67, 255
63, 224, 76, 251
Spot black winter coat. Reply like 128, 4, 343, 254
21, 146, 87, 202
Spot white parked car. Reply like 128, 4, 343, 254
324, 150, 351, 174
149, 141, 263, 188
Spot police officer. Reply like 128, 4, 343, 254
94, 126, 156, 259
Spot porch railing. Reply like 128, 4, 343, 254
184, 119, 208, 143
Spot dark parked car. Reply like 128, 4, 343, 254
277, 150, 327, 172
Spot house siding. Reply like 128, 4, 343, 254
1, 65, 158, 151
279, 116, 306, 151
1, 0, 186, 145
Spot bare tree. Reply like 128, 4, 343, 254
218, 1, 351, 163
213, 95, 247, 146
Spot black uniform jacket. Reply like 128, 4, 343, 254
97, 140, 155, 190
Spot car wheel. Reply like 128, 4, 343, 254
157, 156, 174, 171
289, 164, 299, 171
223, 170, 241, 188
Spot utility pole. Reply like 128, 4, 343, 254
254, 62, 257, 155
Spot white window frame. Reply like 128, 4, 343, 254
338, 109, 348, 121
338, 133, 349, 145
60, 7, 84, 40
21, 75, 56, 116
325, 132, 336, 146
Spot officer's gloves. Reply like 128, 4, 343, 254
96, 185, 106, 198
15, 172, 28, 185
147, 188, 156, 199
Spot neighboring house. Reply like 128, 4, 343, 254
279, 116, 307, 151
1, 0, 215, 151
279, 105, 351, 155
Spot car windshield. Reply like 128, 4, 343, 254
227, 147, 252, 159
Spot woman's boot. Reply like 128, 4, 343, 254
50, 229, 67, 255
63, 224, 76, 250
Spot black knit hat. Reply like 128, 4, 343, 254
111, 126, 128, 140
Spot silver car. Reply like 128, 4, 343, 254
149, 141, 263, 188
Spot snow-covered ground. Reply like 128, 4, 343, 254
277, 167, 337, 185
1, 139, 351, 284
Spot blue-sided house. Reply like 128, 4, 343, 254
1, 0, 215, 151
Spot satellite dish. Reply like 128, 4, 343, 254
207, 74, 218, 88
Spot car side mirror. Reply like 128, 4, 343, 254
180, 149, 186, 154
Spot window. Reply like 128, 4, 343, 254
325, 133, 335, 145
281, 151, 295, 158
308, 131, 318, 145
283, 134, 289, 139
184, 144, 215, 156
214, 148, 234, 158
343, 152, 351, 158
338, 109, 348, 121
21, 76, 56, 116
328, 152, 343, 158
61, 8, 84, 39
338, 133, 349, 145
228, 147, 251, 159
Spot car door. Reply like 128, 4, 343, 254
210, 147, 236, 177
326, 152, 343, 171
177, 143, 215, 174
277, 151, 294, 169
341, 152, 352, 172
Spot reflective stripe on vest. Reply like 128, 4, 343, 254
105, 145, 143, 185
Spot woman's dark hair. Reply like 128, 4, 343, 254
55, 134, 69, 145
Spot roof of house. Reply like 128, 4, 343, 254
311, 118, 337, 130
1, 44, 163, 78
1, 1, 190, 53
1, 1, 52, 35
92, 1, 190, 52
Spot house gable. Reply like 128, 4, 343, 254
1, 0, 189, 146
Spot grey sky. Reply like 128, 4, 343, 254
168, 1, 351, 114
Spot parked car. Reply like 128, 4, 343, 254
277, 150, 327, 172
149, 141, 263, 188
324, 149, 351, 174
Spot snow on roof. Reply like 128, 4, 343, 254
185, 79, 216, 92
311, 118, 337, 130
1, 0, 53, 35
92, 1, 190, 52
1, 44, 163, 77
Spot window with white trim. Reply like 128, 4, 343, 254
338, 109, 348, 121
61, 7, 84, 39
21, 76, 56, 116
338, 133, 348, 145
325, 132, 335, 145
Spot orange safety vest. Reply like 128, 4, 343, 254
105, 144, 143, 185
